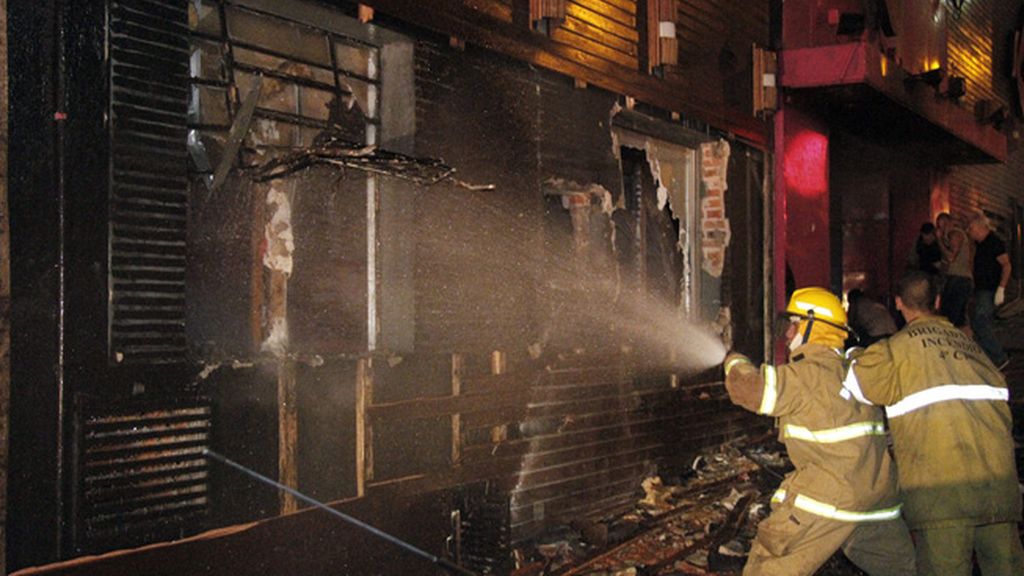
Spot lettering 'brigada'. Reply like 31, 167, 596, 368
907, 325, 966, 339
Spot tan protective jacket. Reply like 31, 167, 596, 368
726, 343, 902, 521
848, 315, 1021, 529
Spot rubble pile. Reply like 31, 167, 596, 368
510, 438, 792, 576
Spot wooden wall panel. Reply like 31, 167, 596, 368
359, 353, 766, 545
361, 0, 768, 144
946, 0, 1023, 234
412, 39, 543, 354
470, 0, 515, 23
288, 170, 369, 354
187, 178, 259, 358
504, 362, 764, 540
947, 151, 1024, 234
946, 0, 1003, 112
667, 0, 770, 115
550, 0, 639, 70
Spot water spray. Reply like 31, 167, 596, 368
203, 449, 479, 576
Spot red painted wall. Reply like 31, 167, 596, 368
782, 0, 948, 75
831, 129, 934, 302
782, 0, 866, 49
779, 107, 831, 291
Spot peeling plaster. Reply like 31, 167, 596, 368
197, 363, 221, 381
611, 125, 697, 315
263, 184, 294, 276
542, 178, 615, 216
252, 118, 281, 147
261, 317, 289, 357
194, 359, 256, 384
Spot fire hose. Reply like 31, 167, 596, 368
203, 449, 479, 576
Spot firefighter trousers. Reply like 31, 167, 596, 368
913, 521, 1024, 576
743, 502, 915, 576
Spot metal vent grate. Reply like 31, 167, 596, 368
108, 0, 190, 365
74, 398, 212, 553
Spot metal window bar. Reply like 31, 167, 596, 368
187, 0, 381, 160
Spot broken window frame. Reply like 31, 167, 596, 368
187, 0, 393, 352
612, 126, 702, 321
187, 0, 382, 163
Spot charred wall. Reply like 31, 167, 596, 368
186, 16, 769, 545
0, 1, 9, 571
7, 0, 113, 568
724, 145, 766, 362
412, 36, 628, 354
5, 0, 770, 569
8, 2, 61, 566
412, 40, 544, 354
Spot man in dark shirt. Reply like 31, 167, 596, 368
914, 222, 942, 276
968, 213, 1012, 368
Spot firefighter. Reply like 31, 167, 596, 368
845, 270, 1024, 575
723, 287, 915, 576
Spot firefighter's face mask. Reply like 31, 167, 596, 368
786, 317, 804, 352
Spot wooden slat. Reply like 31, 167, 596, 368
511, 489, 639, 533
278, 359, 298, 514
565, 1, 638, 41
355, 357, 373, 497
570, 0, 636, 29
512, 459, 654, 507
468, 0, 514, 22
461, 371, 534, 394
561, 14, 638, 56
331, 1, 772, 144
367, 387, 534, 421
680, 0, 767, 40
550, 27, 638, 69
596, 0, 636, 16
451, 354, 463, 466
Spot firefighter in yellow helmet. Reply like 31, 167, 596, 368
845, 271, 1024, 575
723, 287, 915, 575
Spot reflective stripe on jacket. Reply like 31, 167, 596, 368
725, 343, 902, 518
850, 315, 1021, 529
772, 489, 902, 522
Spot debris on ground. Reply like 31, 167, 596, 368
507, 438, 780, 575
509, 436, 870, 575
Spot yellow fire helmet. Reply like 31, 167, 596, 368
786, 287, 849, 332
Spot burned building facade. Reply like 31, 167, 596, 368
7, 0, 771, 572
3, 0, 1024, 574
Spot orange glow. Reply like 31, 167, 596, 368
929, 171, 950, 221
